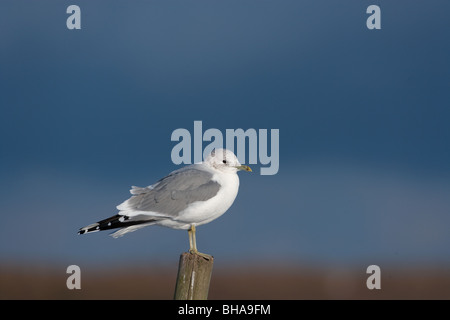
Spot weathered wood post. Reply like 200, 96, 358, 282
173, 252, 214, 300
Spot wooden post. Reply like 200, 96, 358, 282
173, 252, 214, 300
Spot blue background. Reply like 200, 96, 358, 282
1, 0, 449, 269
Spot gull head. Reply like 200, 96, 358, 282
204, 148, 252, 173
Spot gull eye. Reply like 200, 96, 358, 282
222, 160, 227, 164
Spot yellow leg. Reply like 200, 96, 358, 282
187, 225, 212, 260
188, 227, 194, 252
188, 225, 197, 253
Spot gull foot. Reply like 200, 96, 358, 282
189, 249, 213, 261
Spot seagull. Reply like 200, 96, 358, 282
78, 148, 252, 255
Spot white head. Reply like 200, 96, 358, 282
204, 148, 252, 173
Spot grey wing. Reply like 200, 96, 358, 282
117, 167, 221, 217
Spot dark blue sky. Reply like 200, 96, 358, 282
1, 1, 449, 267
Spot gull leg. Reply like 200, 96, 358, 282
188, 225, 198, 253
192, 224, 198, 252
188, 225, 212, 260
188, 227, 194, 252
